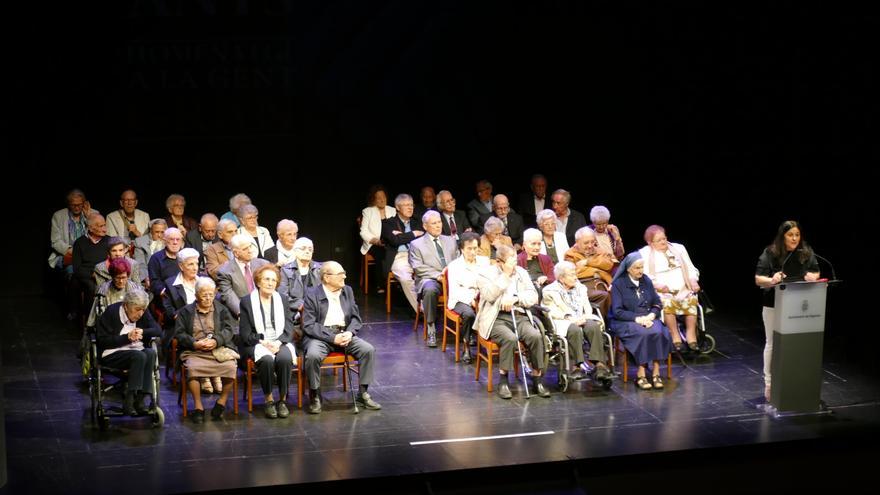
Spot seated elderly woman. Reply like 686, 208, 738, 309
589, 206, 625, 265
478, 216, 514, 261
163, 247, 222, 394
133, 218, 167, 271
517, 228, 555, 295
173, 277, 238, 423
609, 253, 672, 390
88, 257, 149, 327
638, 225, 701, 353
163, 193, 198, 238
95, 289, 162, 416
536, 209, 569, 264
237, 204, 274, 258
542, 261, 612, 386
239, 264, 296, 419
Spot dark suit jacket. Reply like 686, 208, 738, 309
302, 285, 363, 345
161, 276, 190, 322
413, 204, 438, 222
238, 293, 295, 358
499, 212, 525, 246
517, 193, 548, 228
466, 198, 493, 233
147, 251, 181, 298
185, 230, 216, 272
263, 246, 281, 265
173, 302, 236, 352
564, 209, 589, 247
439, 210, 472, 237
380, 215, 423, 275
279, 261, 323, 313
96, 302, 162, 357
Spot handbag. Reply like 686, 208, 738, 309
212, 346, 240, 362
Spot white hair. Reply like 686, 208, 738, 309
523, 228, 542, 243
276, 219, 298, 233
230, 233, 253, 250
483, 216, 504, 234
536, 209, 557, 225
422, 210, 441, 224
177, 248, 200, 265
553, 260, 577, 279
123, 289, 150, 309
165, 193, 186, 210
195, 276, 216, 293
293, 237, 314, 249
589, 205, 611, 223
229, 193, 251, 212
163, 227, 183, 241
394, 193, 413, 207
574, 226, 595, 242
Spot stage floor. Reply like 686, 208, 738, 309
2, 294, 878, 494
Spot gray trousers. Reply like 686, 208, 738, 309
420, 279, 441, 325
490, 311, 545, 372
304, 337, 375, 391
563, 320, 607, 365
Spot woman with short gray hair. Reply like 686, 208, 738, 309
237, 204, 274, 257
163, 193, 198, 238
478, 217, 513, 260
589, 205, 625, 263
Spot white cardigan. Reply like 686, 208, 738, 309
106, 209, 151, 243
238, 225, 274, 257
539, 231, 570, 262
359, 205, 397, 255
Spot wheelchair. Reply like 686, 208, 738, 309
86, 326, 165, 430
665, 301, 715, 355
530, 306, 615, 393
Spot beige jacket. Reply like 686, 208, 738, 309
474, 265, 538, 339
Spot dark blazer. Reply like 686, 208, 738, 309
161, 276, 189, 321
216, 257, 271, 317
96, 301, 162, 357
302, 285, 363, 345
262, 246, 281, 265
238, 293, 295, 351
185, 230, 216, 272
279, 261, 323, 313
413, 204, 438, 222
609, 275, 662, 322
173, 302, 236, 352
439, 210, 472, 237
380, 215, 423, 275
148, 250, 181, 298
499, 212, 526, 246
564, 209, 589, 247
517, 193, 547, 228
516, 251, 556, 286
466, 198, 493, 233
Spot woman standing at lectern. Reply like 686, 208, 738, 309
755, 220, 820, 401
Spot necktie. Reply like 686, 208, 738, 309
434, 238, 447, 268
244, 263, 255, 292
502, 217, 509, 236
448, 215, 457, 236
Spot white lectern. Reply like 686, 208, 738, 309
770, 280, 829, 413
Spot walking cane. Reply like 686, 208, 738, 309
343, 343, 359, 414
508, 304, 531, 399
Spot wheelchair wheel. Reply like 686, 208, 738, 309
558, 373, 570, 393
699, 334, 716, 354
151, 407, 165, 428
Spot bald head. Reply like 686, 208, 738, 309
492, 194, 511, 219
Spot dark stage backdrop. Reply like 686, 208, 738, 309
7, 3, 876, 364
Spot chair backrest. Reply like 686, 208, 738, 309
441, 268, 449, 304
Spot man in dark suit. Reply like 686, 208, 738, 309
413, 185, 438, 220
215, 234, 270, 317
517, 174, 549, 228
278, 237, 322, 319
408, 211, 460, 347
437, 189, 472, 240
302, 261, 380, 414
551, 189, 588, 247
381, 194, 424, 313
466, 179, 494, 234
185, 213, 218, 274
492, 194, 525, 250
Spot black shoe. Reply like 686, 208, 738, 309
533, 377, 551, 398
307, 390, 322, 414
497, 381, 512, 400
264, 400, 278, 419
210, 402, 225, 420
191, 409, 205, 424
460, 347, 473, 364
133, 392, 149, 416
356, 392, 382, 410
276, 400, 290, 418
122, 392, 137, 416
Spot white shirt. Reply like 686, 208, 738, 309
102, 305, 144, 357
172, 273, 197, 304
539, 231, 569, 262
555, 209, 570, 233
533, 196, 545, 215
446, 255, 490, 309
149, 239, 165, 255
322, 285, 347, 328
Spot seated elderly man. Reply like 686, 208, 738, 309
185, 213, 219, 274
133, 219, 168, 270
72, 211, 109, 316
205, 219, 238, 280
466, 179, 494, 233
542, 261, 613, 387
550, 189, 588, 247
437, 189, 472, 240
94, 236, 147, 288
517, 228, 555, 297
106, 189, 150, 243
409, 210, 459, 347
95, 289, 161, 416
264, 219, 299, 266
302, 261, 381, 414
49, 189, 89, 273
216, 234, 270, 318
477, 216, 514, 261
380, 193, 424, 314
413, 185, 438, 220
475, 245, 549, 399
445, 232, 488, 363
147, 227, 184, 298
492, 194, 525, 250
278, 237, 322, 321
564, 226, 612, 321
